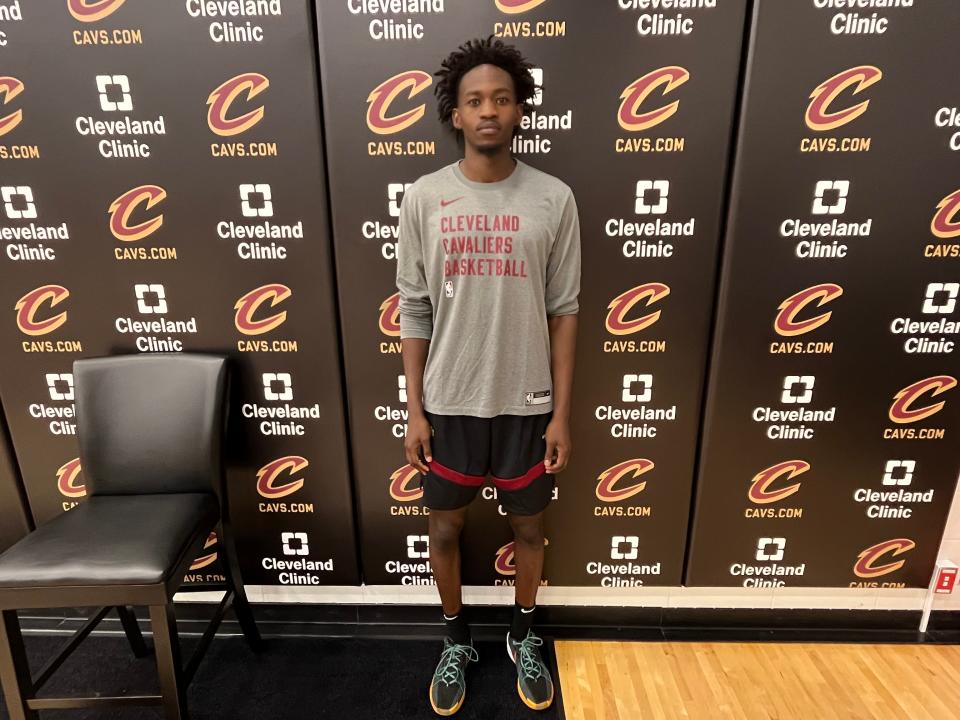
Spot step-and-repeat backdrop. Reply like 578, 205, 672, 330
686, 1, 960, 588
315, 0, 747, 587
0, 0, 956, 592
0, 0, 359, 586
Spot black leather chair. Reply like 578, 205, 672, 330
0, 353, 261, 719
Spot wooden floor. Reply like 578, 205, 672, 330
555, 640, 960, 720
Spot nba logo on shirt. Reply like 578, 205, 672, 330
444, 281, 454, 298
525, 390, 551, 406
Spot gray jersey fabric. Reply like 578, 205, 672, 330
396, 158, 581, 418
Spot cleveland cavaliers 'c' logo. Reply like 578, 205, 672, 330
0, 77, 24, 137
190, 532, 218, 570
889, 376, 957, 424
379, 292, 401, 336
931, 190, 960, 239
234, 284, 291, 335
748, 460, 810, 505
617, 67, 689, 133
15, 285, 69, 336
495, 0, 549, 13
595, 459, 654, 503
389, 464, 423, 502
109, 185, 166, 242
56, 458, 85, 498
854, 538, 915, 579
256, 456, 308, 499
495, 539, 549, 576
207, 73, 269, 137
68, 0, 126, 22
774, 284, 843, 337
605, 283, 670, 335
366, 71, 432, 136
805, 66, 881, 132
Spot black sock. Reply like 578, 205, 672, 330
443, 609, 470, 645
510, 603, 535, 641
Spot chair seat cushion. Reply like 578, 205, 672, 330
0, 494, 219, 589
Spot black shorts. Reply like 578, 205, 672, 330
420, 410, 555, 516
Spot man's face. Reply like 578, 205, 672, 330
452, 63, 523, 154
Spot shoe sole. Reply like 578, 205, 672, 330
506, 633, 554, 711
430, 686, 465, 717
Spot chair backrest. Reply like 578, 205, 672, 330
73, 353, 229, 496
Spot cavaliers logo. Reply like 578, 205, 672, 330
379, 292, 401, 337
0, 77, 24, 137
595, 459, 654, 503
366, 71, 432, 136
605, 283, 670, 335
931, 189, 960, 239
190, 532, 219, 571
889, 376, 957, 424
854, 538, 915, 579
207, 73, 269, 137
747, 460, 810, 505
495, 0, 549, 12
256, 456, 308, 499
67, 0, 125, 22
617, 67, 689, 133
15, 285, 69, 336
805, 66, 881, 132
495, 539, 549, 576
389, 464, 423, 502
109, 185, 166, 242
774, 283, 843, 337
56, 458, 85, 498
234, 284, 291, 336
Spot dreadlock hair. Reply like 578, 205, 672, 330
434, 35, 538, 138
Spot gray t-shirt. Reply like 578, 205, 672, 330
395, 158, 581, 418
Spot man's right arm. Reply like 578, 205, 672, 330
395, 186, 434, 473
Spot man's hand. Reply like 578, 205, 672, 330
543, 417, 571, 474
405, 412, 433, 475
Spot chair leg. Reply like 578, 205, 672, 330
149, 603, 189, 720
0, 610, 38, 720
116, 605, 150, 658
219, 531, 263, 651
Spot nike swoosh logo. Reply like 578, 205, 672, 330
440, 196, 464, 208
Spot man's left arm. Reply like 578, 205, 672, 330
543, 188, 581, 474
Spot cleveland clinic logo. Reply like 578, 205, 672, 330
207, 73, 268, 136
0, 76, 24, 137
234, 284, 290, 335
366, 71, 431, 135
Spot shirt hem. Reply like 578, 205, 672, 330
423, 403, 553, 418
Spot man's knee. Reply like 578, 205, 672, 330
429, 510, 466, 552
509, 513, 544, 549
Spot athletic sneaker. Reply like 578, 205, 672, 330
507, 630, 554, 710
429, 637, 478, 716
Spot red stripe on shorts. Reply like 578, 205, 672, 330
491, 461, 546, 492
428, 460, 486, 487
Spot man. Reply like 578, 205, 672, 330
395, 35, 580, 716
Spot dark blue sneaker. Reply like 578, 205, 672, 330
507, 630, 554, 710
429, 637, 478, 716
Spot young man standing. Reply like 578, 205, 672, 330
395, 36, 580, 715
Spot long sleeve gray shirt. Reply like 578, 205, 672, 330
395, 158, 581, 418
